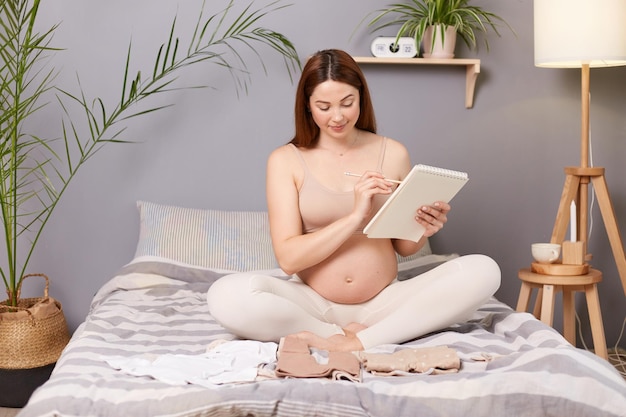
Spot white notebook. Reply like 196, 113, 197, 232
363, 164, 469, 242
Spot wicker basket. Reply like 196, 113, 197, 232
0, 274, 71, 369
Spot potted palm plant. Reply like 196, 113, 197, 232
0, 0, 299, 408
365, 0, 512, 58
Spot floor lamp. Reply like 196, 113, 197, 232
534, 0, 626, 297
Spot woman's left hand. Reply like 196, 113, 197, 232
416, 202, 451, 238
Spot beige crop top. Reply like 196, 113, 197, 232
290, 137, 391, 234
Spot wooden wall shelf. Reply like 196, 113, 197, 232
352, 57, 481, 109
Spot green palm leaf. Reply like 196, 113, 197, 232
0, 0, 300, 306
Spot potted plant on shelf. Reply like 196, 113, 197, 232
0, 0, 299, 408
365, 0, 512, 58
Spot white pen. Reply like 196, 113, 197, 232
344, 171, 402, 184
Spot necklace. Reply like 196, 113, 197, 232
325, 131, 359, 157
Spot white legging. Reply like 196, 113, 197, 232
207, 254, 501, 350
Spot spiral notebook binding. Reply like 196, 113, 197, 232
416, 164, 468, 180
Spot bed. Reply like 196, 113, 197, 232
18, 201, 626, 417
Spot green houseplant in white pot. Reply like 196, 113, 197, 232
365, 0, 512, 58
0, 0, 299, 407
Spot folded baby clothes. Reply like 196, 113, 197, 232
275, 336, 361, 381
358, 345, 460, 376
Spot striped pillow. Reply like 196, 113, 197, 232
134, 201, 278, 271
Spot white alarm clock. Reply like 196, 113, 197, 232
370, 37, 418, 58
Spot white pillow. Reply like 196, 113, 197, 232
134, 201, 279, 271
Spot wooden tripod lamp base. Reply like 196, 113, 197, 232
519, 161, 625, 360
551, 166, 626, 297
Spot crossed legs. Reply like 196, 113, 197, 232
207, 254, 501, 351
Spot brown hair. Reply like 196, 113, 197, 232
290, 49, 377, 148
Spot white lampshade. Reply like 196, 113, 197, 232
534, 0, 626, 68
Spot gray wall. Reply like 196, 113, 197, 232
26, 0, 626, 348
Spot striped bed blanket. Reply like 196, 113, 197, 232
18, 260, 626, 417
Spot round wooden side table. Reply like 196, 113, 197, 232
516, 268, 608, 360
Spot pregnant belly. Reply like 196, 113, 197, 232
298, 235, 398, 304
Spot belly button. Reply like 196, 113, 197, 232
345, 277, 353, 283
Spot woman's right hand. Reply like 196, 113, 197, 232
351, 171, 395, 221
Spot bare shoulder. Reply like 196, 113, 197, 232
379, 135, 411, 178
360, 132, 407, 154
268, 143, 298, 171
267, 143, 304, 184
379, 135, 410, 162
384, 136, 410, 158
268, 143, 294, 163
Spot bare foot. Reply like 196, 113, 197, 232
292, 327, 365, 352
327, 330, 364, 352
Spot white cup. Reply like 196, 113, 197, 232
531, 243, 561, 264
